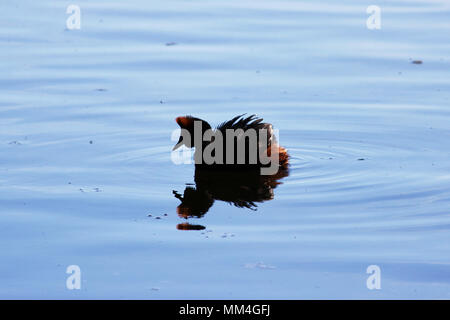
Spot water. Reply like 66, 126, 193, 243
1, 0, 450, 299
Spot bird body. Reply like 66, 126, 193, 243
173, 114, 289, 173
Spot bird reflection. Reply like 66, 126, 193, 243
173, 168, 289, 230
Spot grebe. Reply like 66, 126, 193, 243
173, 114, 289, 172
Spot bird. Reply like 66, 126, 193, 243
173, 114, 289, 172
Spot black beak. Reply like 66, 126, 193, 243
172, 135, 183, 151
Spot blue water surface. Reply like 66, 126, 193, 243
1, 0, 450, 299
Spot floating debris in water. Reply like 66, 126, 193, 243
221, 232, 235, 238
78, 187, 102, 193
357, 158, 365, 161
165, 42, 177, 46
244, 262, 276, 269
148, 213, 168, 219
412, 60, 423, 64
8, 141, 22, 145
150, 287, 160, 291
95, 88, 107, 92
89, 140, 93, 144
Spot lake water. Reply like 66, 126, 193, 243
1, 0, 450, 299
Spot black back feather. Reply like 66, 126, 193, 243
217, 114, 263, 131
216, 114, 275, 149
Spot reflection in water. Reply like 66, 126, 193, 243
173, 168, 289, 230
